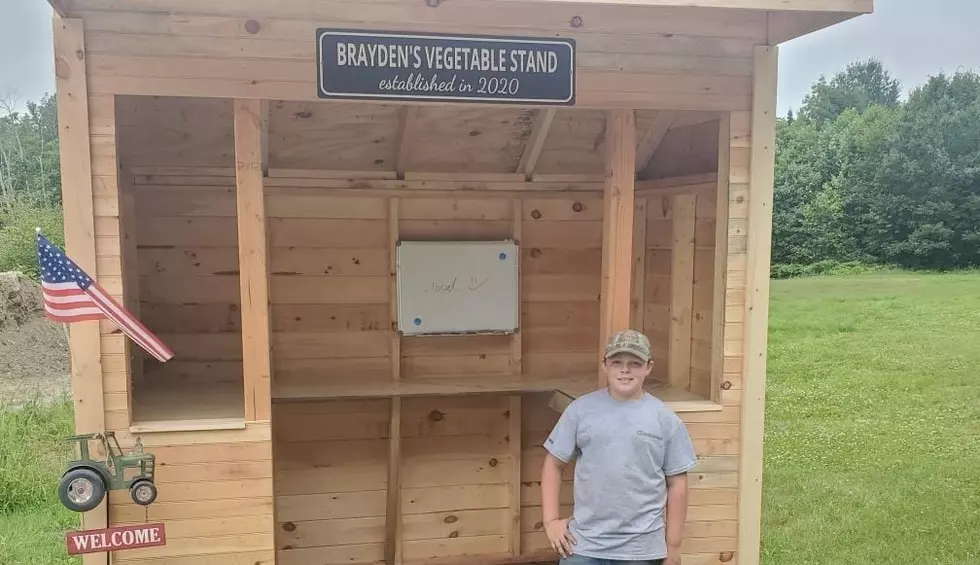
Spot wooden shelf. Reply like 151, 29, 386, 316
130, 379, 245, 433
272, 373, 582, 401
271, 373, 721, 412
124, 372, 719, 431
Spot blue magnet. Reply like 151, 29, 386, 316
413, 317, 422, 326
499, 252, 507, 260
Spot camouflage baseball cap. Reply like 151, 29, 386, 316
604, 329, 652, 362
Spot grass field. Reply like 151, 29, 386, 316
0, 396, 80, 565
0, 272, 977, 565
762, 272, 980, 565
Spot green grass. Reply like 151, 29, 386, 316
762, 271, 980, 565
0, 395, 80, 565
0, 272, 977, 564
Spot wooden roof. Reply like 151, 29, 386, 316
48, 0, 872, 45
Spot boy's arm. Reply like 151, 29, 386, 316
540, 453, 565, 524
662, 417, 698, 564
540, 402, 579, 512
664, 472, 689, 557
541, 453, 575, 556
540, 403, 579, 557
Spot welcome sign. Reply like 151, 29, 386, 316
66, 523, 166, 555
316, 29, 575, 105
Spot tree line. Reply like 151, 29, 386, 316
0, 93, 64, 277
772, 60, 980, 277
1, 60, 979, 278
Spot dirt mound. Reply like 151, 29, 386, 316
0, 272, 70, 406
0, 271, 43, 330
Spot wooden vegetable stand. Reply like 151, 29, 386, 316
47, 1, 871, 564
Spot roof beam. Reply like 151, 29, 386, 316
486, 0, 872, 13
46, 0, 71, 17
486, 0, 874, 14
767, 10, 861, 44
517, 108, 556, 178
394, 107, 421, 179
635, 110, 675, 173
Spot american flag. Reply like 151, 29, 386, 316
37, 231, 173, 363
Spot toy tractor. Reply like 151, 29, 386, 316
57, 431, 157, 513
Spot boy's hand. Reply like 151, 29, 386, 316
544, 518, 575, 558
664, 547, 682, 565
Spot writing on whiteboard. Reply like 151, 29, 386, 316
426, 275, 490, 294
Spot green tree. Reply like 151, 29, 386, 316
869, 71, 980, 269
0, 93, 61, 211
799, 59, 901, 125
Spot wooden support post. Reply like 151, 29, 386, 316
508, 395, 523, 556
711, 115, 732, 404
234, 98, 272, 422
598, 110, 636, 385
386, 198, 403, 565
54, 17, 107, 564
120, 180, 141, 396
508, 199, 523, 556
511, 199, 523, 376
669, 194, 696, 390
630, 198, 647, 331
738, 45, 779, 565
387, 397, 402, 565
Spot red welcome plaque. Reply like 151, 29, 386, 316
66, 523, 166, 555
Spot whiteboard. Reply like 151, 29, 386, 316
396, 240, 518, 336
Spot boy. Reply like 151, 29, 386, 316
540, 329, 698, 565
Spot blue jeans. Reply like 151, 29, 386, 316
559, 555, 664, 565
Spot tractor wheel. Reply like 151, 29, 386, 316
58, 468, 107, 513
130, 479, 157, 506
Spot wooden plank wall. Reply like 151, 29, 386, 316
114, 100, 247, 428
97, 89, 743, 564
106, 426, 276, 565
93, 96, 275, 564
72, 0, 761, 110
634, 181, 718, 397
262, 174, 606, 564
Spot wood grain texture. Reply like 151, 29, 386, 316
738, 45, 779, 565
598, 109, 636, 384
53, 19, 108, 558
631, 199, 647, 330
517, 109, 556, 177
635, 110, 675, 172
508, 396, 522, 556
710, 113, 732, 404
387, 198, 403, 565
74, 28, 786, 558
234, 99, 272, 422
670, 194, 696, 389
71, 1, 779, 112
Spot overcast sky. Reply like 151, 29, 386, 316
3, 1, 979, 116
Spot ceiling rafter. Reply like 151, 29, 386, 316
516, 108, 556, 178
46, 0, 71, 17
635, 110, 676, 173
394, 106, 422, 179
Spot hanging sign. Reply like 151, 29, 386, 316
66, 523, 167, 555
316, 29, 575, 105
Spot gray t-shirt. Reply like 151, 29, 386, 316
544, 388, 698, 560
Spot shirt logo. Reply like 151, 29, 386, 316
636, 430, 663, 441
